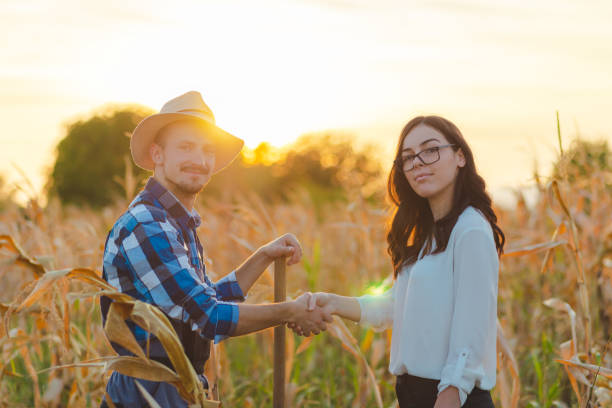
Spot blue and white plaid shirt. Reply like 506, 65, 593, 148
102, 177, 244, 351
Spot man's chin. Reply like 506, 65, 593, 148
168, 176, 210, 195
178, 180, 208, 195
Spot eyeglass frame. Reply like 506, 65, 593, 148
394, 143, 457, 171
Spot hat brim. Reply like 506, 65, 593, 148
130, 112, 244, 173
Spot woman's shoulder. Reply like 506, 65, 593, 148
451, 206, 493, 241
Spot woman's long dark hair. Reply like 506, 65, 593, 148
387, 115, 505, 277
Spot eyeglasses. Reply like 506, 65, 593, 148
394, 144, 456, 171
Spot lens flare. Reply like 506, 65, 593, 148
365, 281, 390, 296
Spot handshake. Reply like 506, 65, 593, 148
285, 292, 336, 337
244, 234, 361, 337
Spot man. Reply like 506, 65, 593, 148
100, 91, 330, 407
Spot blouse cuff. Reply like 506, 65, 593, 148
356, 295, 368, 324
356, 294, 392, 331
437, 383, 468, 406
438, 347, 473, 406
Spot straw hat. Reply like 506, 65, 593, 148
130, 91, 244, 173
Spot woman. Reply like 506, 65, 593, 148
291, 116, 505, 408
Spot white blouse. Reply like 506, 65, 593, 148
357, 206, 499, 406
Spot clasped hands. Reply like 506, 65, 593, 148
287, 292, 333, 337
259, 235, 333, 337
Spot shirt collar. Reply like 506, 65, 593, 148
138, 177, 202, 229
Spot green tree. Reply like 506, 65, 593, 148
48, 109, 384, 209
48, 106, 153, 208
205, 132, 384, 206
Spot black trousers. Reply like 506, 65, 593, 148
396, 373, 494, 408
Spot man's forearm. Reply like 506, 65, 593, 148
233, 248, 272, 295
232, 302, 295, 336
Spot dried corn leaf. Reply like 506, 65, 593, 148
129, 302, 199, 389
497, 320, 520, 408
106, 356, 181, 383
559, 340, 582, 404
540, 222, 567, 273
360, 328, 374, 353
17, 268, 114, 311
502, 240, 567, 258
551, 180, 571, 218
556, 359, 612, 380
104, 302, 145, 359
328, 317, 383, 408
0, 234, 46, 276
37, 359, 108, 374
543, 298, 577, 355
104, 392, 117, 408
19, 339, 41, 407
135, 380, 164, 408
41, 377, 63, 403
295, 336, 313, 355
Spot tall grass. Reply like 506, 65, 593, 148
0, 141, 611, 407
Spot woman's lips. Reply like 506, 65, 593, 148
414, 173, 432, 183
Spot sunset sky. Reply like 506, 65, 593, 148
1, 0, 611, 205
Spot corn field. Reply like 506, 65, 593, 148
0, 139, 611, 407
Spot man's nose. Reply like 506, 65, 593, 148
198, 157, 211, 172
204, 153, 217, 171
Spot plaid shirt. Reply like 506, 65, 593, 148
102, 177, 244, 352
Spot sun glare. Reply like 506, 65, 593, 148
365, 280, 390, 297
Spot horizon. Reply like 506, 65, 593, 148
1, 0, 611, 207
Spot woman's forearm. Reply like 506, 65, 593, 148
328, 294, 361, 322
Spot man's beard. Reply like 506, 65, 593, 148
166, 174, 207, 195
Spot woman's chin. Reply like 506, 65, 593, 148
412, 185, 438, 199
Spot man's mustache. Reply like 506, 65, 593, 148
181, 165, 210, 174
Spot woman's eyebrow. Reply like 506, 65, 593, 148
402, 138, 441, 152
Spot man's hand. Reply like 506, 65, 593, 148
234, 233, 302, 295
288, 292, 335, 335
287, 292, 333, 336
260, 233, 302, 265
433, 386, 461, 408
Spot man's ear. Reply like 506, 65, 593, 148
150, 143, 164, 166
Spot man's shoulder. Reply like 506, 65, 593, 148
110, 201, 170, 237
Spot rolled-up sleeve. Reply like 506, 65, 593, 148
357, 285, 395, 331
121, 220, 240, 343
437, 228, 499, 406
213, 270, 246, 302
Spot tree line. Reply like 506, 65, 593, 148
45, 106, 386, 209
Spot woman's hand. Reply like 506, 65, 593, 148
433, 386, 461, 408
288, 292, 335, 336
287, 292, 332, 336
306, 292, 334, 313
